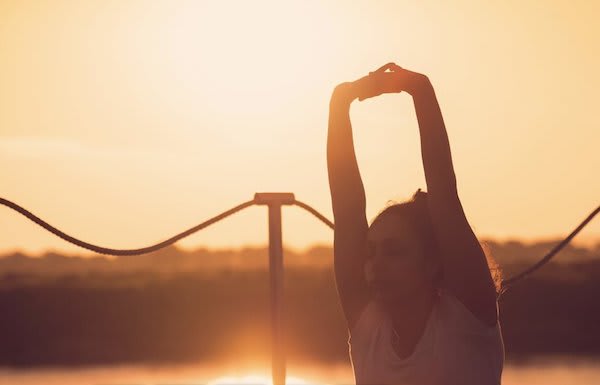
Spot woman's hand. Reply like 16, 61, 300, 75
358, 63, 431, 100
331, 63, 432, 107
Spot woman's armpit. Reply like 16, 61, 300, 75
439, 290, 499, 334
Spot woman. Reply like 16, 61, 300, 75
327, 63, 504, 385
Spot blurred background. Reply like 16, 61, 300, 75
1, 242, 600, 384
0, 0, 599, 383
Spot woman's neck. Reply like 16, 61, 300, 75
386, 288, 439, 359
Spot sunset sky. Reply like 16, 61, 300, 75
0, 0, 598, 257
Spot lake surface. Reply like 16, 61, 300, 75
1, 356, 599, 385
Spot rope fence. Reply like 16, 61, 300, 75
0, 195, 598, 294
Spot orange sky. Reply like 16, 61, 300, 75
0, 0, 598, 257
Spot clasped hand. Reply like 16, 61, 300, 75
332, 63, 430, 104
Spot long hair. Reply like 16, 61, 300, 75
369, 189, 503, 294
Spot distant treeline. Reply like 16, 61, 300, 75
1, 239, 599, 277
0, 240, 599, 366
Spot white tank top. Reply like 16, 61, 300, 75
348, 290, 504, 385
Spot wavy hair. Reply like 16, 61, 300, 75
369, 189, 503, 295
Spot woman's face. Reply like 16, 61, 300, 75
365, 213, 438, 304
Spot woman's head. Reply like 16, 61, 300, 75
365, 189, 502, 305
365, 189, 441, 304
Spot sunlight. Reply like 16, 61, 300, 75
207, 373, 317, 385
163, 0, 338, 116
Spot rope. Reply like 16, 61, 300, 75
0, 197, 255, 256
1, 196, 598, 291
293, 200, 335, 229
499, 205, 600, 295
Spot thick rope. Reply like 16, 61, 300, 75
0, 196, 598, 291
0, 197, 255, 256
499, 205, 600, 295
293, 200, 335, 230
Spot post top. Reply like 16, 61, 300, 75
254, 192, 296, 205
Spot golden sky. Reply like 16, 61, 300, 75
0, 0, 598, 256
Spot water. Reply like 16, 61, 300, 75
0, 357, 598, 385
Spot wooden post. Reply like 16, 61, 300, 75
254, 192, 295, 385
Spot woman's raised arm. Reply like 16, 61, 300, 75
404, 68, 499, 326
328, 64, 419, 329
327, 81, 371, 330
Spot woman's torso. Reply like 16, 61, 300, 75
348, 290, 504, 385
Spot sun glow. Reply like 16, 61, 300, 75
208, 373, 318, 385
162, 1, 339, 115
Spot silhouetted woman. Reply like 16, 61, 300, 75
327, 63, 504, 385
